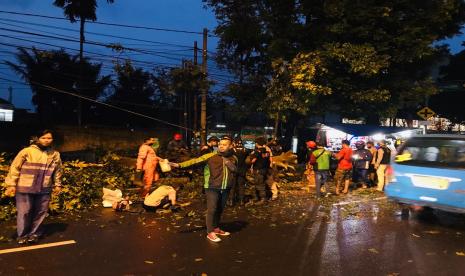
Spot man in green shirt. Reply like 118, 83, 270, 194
311, 142, 332, 198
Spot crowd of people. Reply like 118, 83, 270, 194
134, 134, 285, 242
4, 129, 394, 245
305, 139, 392, 198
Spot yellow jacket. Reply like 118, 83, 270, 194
5, 145, 62, 194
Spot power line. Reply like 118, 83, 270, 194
0, 38, 179, 69
0, 10, 218, 37
0, 27, 186, 62
0, 17, 197, 50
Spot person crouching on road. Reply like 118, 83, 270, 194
5, 129, 63, 245
136, 137, 162, 197
171, 136, 237, 243
143, 184, 180, 212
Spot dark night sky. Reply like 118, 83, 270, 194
0, 0, 464, 110
0, 0, 221, 110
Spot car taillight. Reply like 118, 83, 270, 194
386, 165, 396, 183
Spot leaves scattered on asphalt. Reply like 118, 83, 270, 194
423, 230, 441, 235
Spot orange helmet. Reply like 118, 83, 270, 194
306, 140, 316, 149
173, 133, 182, 141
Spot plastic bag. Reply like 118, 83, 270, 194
159, 159, 171, 172
102, 187, 123, 207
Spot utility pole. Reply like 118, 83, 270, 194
183, 61, 189, 142
193, 41, 198, 136
200, 28, 208, 146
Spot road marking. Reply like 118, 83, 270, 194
0, 240, 76, 255
332, 196, 387, 206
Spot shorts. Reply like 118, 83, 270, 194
335, 168, 352, 182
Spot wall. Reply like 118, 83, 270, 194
53, 125, 175, 152
0, 124, 178, 154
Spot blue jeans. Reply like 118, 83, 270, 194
16, 193, 51, 238
354, 168, 369, 186
205, 188, 230, 233
315, 171, 329, 197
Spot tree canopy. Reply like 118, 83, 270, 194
205, 0, 465, 125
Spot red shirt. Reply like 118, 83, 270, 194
336, 146, 353, 170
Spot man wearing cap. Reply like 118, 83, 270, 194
171, 136, 237, 243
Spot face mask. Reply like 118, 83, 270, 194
36, 143, 51, 150
213, 146, 218, 151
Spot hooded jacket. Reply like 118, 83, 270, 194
5, 144, 62, 194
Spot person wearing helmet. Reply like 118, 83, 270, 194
201, 136, 220, 155
353, 141, 373, 189
305, 140, 317, 192
167, 133, 188, 162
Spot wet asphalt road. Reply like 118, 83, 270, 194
1, 187, 465, 276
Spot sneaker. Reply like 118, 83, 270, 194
17, 237, 28, 245
206, 232, 221, 242
214, 228, 230, 236
27, 234, 39, 243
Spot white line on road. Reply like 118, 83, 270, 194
0, 240, 76, 255
332, 196, 387, 206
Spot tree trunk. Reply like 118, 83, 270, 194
274, 112, 279, 138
